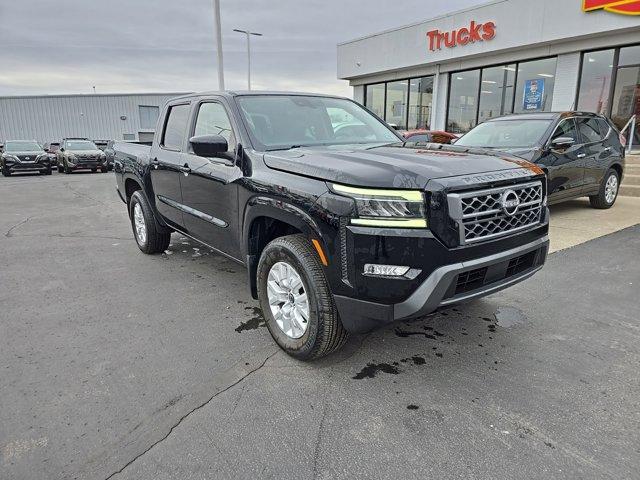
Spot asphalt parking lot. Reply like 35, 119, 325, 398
1, 171, 639, 480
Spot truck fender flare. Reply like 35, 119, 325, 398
242, 197, 325, 299
122, 172, 171, 234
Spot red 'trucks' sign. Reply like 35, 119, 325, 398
583, 0, 640, 15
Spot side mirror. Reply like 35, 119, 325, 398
550, 137, 575, 150
59, 147, 65, 152
189, 134, 228, 158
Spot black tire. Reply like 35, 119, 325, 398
257, 234, 348, 360
91, 168, 97, 173
101, 167, 108, 173
44, 168, 52, 175
589, 168, 620, 209
129, 190, 171, 254
2, 166, 11, 177
64, 164, 72, 174
57, 165, 63, 173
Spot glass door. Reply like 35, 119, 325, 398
611, 66, 640, 147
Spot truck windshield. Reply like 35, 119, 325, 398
456, 119, 553, 149
236, 95, 400, 151
5, 141, 42, 152
66, 141, 98, 151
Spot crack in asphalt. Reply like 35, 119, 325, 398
63, 181, 110, 207
5, 216, 32, 237
103, 350, 278, 480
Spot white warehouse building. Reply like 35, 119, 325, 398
0, 93, 187, 144
337, 0, 640, 144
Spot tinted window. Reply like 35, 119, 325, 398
194, 102, 235, 151
551, 119, 578, 143
5, 141, 42, 152
162, 104, 190, 150
597, 119, 611, 138
576, 117, 603, 143
456, 119, 552, 149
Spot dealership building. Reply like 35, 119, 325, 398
338, 0, 640, 143
0, 93, 186, 145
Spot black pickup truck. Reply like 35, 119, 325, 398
114, 92, 550, 360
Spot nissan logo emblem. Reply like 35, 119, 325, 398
500, 189, 521, 216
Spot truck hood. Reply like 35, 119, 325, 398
263, 144, 539, 188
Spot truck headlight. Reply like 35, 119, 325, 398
331, 183, 427, 228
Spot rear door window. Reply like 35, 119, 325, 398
576, 117, 604, 144
596, 119, 611, 139
162, 104, 191, 151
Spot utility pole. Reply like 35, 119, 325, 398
233, 28, 262, 90
214, 0, 225, 90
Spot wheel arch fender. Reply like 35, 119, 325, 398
242, 197, 326, 299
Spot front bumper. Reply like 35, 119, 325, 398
6, 161, 50, 172
334, 235, 549, 333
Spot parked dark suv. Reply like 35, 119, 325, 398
114, 92, 550, 360
455, 112, 625, 208
57, 138, 109, 173
1, 140, 52, 176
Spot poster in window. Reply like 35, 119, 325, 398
523, 79, 545, 111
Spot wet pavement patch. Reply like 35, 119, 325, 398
407, 404, 420, 410
235, 306, 267, 333
494, 306, 527, 328
394, 328, 437, 340
352, 363, 400, 379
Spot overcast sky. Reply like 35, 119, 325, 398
0, 0, 486, 97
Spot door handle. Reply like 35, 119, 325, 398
179, 163, 191, 173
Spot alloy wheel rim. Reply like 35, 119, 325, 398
605, 174, 618, 204
266, 261, 309, 339
133, 203, 147, 245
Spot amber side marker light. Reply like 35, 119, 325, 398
311, 239, 329, 266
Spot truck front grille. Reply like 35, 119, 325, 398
447, 181, 544, 245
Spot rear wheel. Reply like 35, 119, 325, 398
257, 234, 348, 360
129, 190, 171, 254
101, 166, 108, 173
64, 164, 72, 174
91, 168, 97, 173
589, 168, 619, 209
57, 164, 63, 173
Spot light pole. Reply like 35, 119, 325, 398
214, 0, 225, 90
233, 28, 262, 90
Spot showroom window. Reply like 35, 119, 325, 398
364, 76, 434, 130
447, 69, 480, 133
408, 76, 434, 130
478, 64, 516, 124
364, 83, 385, 119
385, 80, 409, 130
577, 49, 615, 114
578, 44, 640, 146
513, 57, 557, 114
447, 57, 557, 134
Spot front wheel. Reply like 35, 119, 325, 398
257, 235, 348, 360
64, 164, 72, 174
590, 168, 619, 209
2, 166, 11, 177
129, 190, 171, 254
